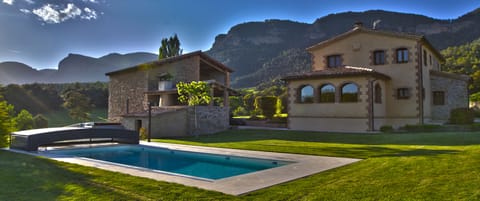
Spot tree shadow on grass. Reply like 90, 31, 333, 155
168, 129, 480, 146
0, 151, 149, 200
254, 144, 460, 158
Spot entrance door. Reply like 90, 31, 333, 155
135, 120, 142, 132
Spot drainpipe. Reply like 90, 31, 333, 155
148, 102, 152, 142
369, 79, 377, 131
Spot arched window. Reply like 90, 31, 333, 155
299, 85, 314, 103
341, 83, 358, 102
374, 83, 382, 103
319, 84, 335, 103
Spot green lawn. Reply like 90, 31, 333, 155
42, 108, 108, 127
2, 130, 480, 200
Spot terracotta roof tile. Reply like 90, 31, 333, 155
282, 66, 391, 80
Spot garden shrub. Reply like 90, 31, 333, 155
233, 106, 248, 117
403, 124, 443, 132
254, 96, 277, 119
268, 116, 287, 124
139, 127, 147, 140
449, 108, 474, 125
380, 125, 393, 133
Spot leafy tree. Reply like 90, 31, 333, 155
62, 91, 93, 121
254, 96, 278, 119
159, 34, 183, 59
177, 81, 211, 134
177, 81, 211, 106
33, 114, 48, 128
0, 96, 16, 147
14, 109, 34, 130
442, 38, 480, 93
233, 106, 249, 116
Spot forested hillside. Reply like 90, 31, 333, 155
442, 38, 480, 93
207, 9, 480, 87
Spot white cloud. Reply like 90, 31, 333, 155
61, 3, 82, 19
81, 7, 97, 20
20, 8, 30, 13
32, 4, 61, 23
15, 1, 102, 24
2, 0, 14, 5
83, 0, 99, 3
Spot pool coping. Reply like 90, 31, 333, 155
7, 142, 361, 195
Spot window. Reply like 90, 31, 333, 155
433, 91, 445, 105
299, 85, 314, 103
319, 84, 335, 103
374, 83, 382, 103
396, 48, 409, 63
341, 83, 358, 102
327, 55, 342, 68
429, 55, 432, 66
397, 88, 410, 99
373, 50, 385, 65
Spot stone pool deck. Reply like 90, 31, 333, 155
9, 142, 360, 195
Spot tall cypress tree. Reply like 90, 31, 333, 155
159, 34, 183, 59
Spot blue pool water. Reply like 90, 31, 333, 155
50, 145, 291, 180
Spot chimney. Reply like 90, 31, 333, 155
353, 21, 363, 29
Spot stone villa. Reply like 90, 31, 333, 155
283, 23, 470, 132
106, 51, 235, 137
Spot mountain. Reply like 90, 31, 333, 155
0, 52, 158, 85
207, 9, 480, 87
2, 9, 480, 87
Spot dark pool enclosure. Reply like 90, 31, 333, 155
10, 123, 139, 151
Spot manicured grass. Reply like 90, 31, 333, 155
155, 130, 480, 200
2, 130, 480, 200
42, 108, 108, 127
0, 150, 234, 201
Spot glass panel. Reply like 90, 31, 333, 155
341, 83, 358, 102
301, 85, 314, 103
319, 84, 335, 103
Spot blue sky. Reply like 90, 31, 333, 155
0, 0, 479, 69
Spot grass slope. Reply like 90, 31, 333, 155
42, 108, 108, 127
1, 130, 480, 200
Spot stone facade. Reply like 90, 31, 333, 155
187, 106, 230, 135
106, 51, 234, 137
108, 69, 147, 122
430, 72, 470, 120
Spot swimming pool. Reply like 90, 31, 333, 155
49, 145, 292, 180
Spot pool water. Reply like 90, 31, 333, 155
50, 145, 292, 180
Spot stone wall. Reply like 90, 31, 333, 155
108, 70, 147, 122
146, 56, 200, 91
430, 73, 469, 120
186, 106, 230, 135
122, 106, 229, 138
108, 55, 201, 122
122, 109, 188, 138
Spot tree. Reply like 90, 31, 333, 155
159, 34, 183, 59
177, 81, 211, 135
14, 109, 34, 130
254, 96, 278, 119
177, 81, 211, 106
0, 97, 16, 147
62, 91, 93, 121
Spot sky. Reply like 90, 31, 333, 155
0, 0, 479, 70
